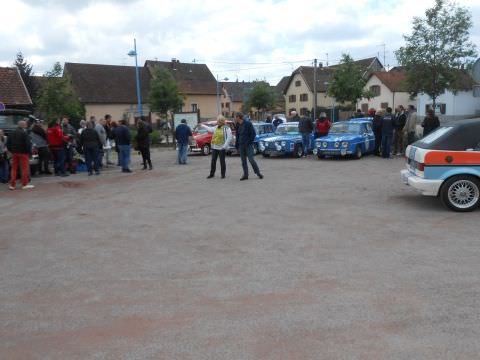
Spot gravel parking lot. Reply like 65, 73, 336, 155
1, 149, 479, 359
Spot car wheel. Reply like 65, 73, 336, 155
440, 175, 480, 212
201, 144, 211, 156
317, 153, 325, 159
262, 153, 270, 158
294, 144, 303, 158
354, 145, 362, 159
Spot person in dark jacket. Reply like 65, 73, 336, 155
116, 119, 132, 173
422, 109, 440, 137
370, 108, 382, 156
393, 105, 407, 155
61, 116, 77, 174
31, 121, 52, 174
381, 107, 395, 158
80, 121, 102, 175
175, 119, 193, 165
298, 116, 313, 156
235, 112, 263, 181
135, 120, 153, 170
6, 120, 34, 190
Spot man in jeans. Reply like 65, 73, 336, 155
6, 120, 34, 190
235, 112, 263, 181
175, 119, 192, 164
116, 119, 132, 173
298, 115, 313, 157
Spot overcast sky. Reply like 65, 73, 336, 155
1, 0, 479, 85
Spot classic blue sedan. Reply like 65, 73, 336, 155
259, 122, 315, 158
252, 122, 275, 154
313, 119, 375, 159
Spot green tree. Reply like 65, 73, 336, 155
243, 81, 276, 118
148, 67, 184, 120
14, 51, 35, 100
395, 0, 477, 112
35, 62, 85, 125
327, 54, 370, 107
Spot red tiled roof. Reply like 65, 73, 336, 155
0, 67, 32, 106
371, 70, 409, 92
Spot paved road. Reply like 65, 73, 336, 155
1, 149, 479, 359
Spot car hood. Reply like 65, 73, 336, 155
262, 134, 301, 142
318, 134, 360, 142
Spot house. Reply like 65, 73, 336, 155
64, 62, 151, 123
220, 81, 256, 118
0, 67, 32, 109
145, 59, 218, 120
359, 68, 415, 113
416, 70, 480, 121
273, 76, 290, 113
283, 57, 384, 117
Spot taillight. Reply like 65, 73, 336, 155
417, 163, 425, 171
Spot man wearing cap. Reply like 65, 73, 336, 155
175, 119, 192, 165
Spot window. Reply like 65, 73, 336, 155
300, 107, 308, 116
474, 85, 480, 97
425, 103, 447, 115
381, 102, 388, 109
300, 93, 308, 102
191, 104, 198, 112
361, 104, 368, 114
221, 103, 224, 109
370, 85, 381, 96
225, 102, 230, 109
289, 95, 296, 103
295, 80, 301, 87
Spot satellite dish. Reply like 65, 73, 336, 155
472, 58, 480, 83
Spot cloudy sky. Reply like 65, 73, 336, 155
1, 0, 479, 85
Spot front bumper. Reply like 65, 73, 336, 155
313, 148, 351, 156
400, 169, 443, 196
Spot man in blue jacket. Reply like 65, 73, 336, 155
235, 112, 263, 181
381, 107, 395, 159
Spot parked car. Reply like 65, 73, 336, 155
313, 119, 375, 159
259, 122, 314, 158
252, 122, 275, 154
0, 109, 39, 175
189, 120, 236, 155
401, 119, 480, 212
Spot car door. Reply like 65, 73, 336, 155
364, 123, 375, 152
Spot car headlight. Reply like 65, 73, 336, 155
334, 142, 340, 148
322, 142, 328, 148
281, 141, 286, 147
275, 141, 281, 146
259, 141, 264, 146
341, 142, 348, 148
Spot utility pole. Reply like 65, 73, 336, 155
326, 53, 329, 67
313, 58, 317, 122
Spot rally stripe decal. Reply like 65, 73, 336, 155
424, 151, 480, 166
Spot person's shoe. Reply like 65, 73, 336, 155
60, 173, 69, 177
88, 172, 93, 176
8, 185, 15, 190
44, 171, 52, 175
207, 174, 214, 179
257, 173, 264, 179
148, 165, 153, 170
240, 176, 248, 181
142, 166, 147, 170
95, 171, 100, 176
221, 175, 226, 179
122, 169, 133, 173
22, 184, 35, 190
107, 161, 115, 165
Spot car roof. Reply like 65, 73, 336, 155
346, 118, 372, 124
278, 122, 299, 126
253, 122, 271, 126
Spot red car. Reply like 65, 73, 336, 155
190, 120, 236, 155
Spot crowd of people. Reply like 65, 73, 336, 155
1, 114, 154, 190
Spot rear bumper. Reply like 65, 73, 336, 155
400, 169, 443, 196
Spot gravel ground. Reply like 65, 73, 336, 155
1, 149, 479, 360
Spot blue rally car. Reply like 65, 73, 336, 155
259, 122, 314, 158
252, 122, 275, 155
313, 119, 375, 159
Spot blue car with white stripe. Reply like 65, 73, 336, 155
252, 122, 275, 155
259, 122, 315, 158
313, 119, 375, 159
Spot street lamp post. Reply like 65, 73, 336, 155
128, 38, 143, 118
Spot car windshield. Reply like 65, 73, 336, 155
330, 123, 362, 134
194, 126, 210, 134
275, 124, 299, 135
0, 114, 23, 128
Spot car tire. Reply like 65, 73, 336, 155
201, 144, 211, 156
440, 175, 480, 212
294, 144, 303, 158
262, 153, 270, 158
354, 145, 362, 159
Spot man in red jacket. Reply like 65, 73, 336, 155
315, 112, 332, 139
47, 120, 69, 177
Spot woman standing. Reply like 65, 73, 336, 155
135, 120, 153, 170
80, 121, 102, 175
204, 115, 232, 179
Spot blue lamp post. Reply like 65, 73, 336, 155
128, 38, 143, 117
